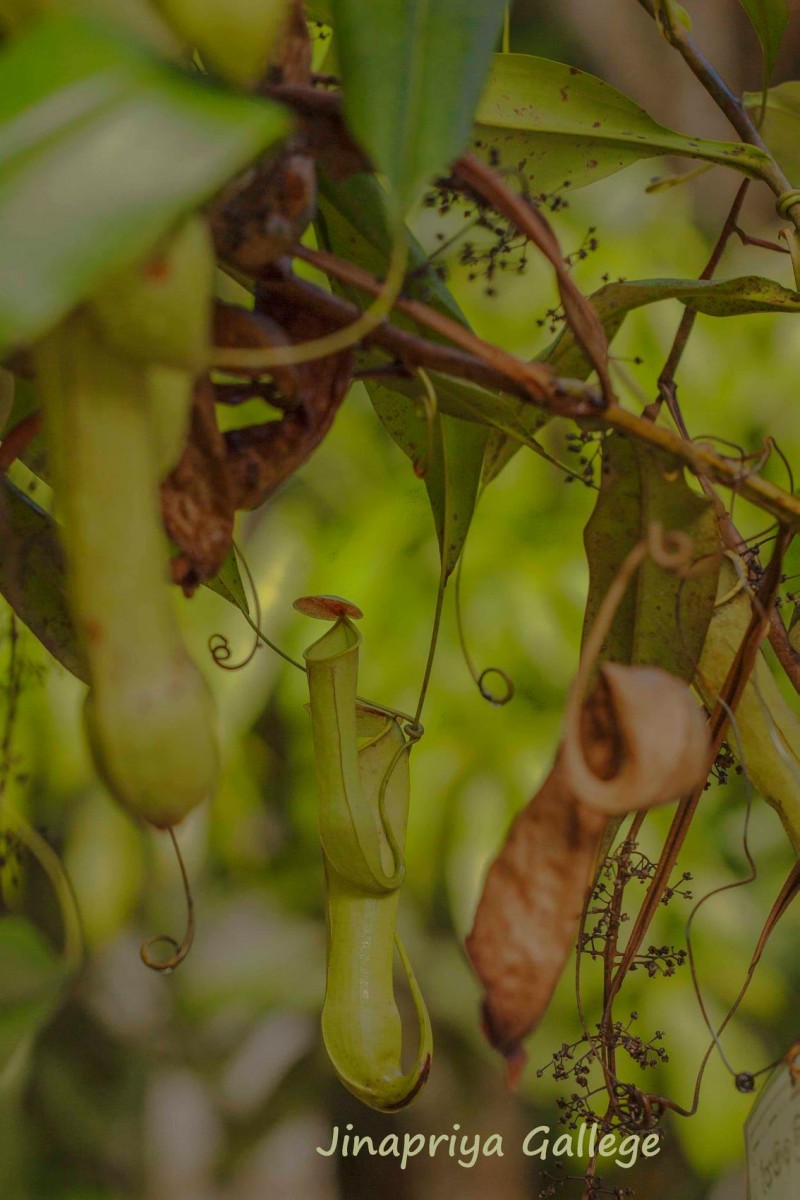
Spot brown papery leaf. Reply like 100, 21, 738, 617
224, 281, 354, 511
465, 663, 710, 1079
161, 379, 235, 594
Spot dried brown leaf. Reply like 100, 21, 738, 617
224, 284, 354, 510
161, 379, 235, 593
466, 663, 710, 1076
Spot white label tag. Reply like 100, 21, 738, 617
745, 1061, 800, 1199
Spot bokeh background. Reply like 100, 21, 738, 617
2, 3, 800, 1198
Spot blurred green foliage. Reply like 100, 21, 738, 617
1, 148, 799, 1200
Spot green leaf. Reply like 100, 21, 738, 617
331, 0, 506, 213
317, 171, 467, 326
0, 917, 65, 1074
547, 275, 800, 379
738, 0, 788, 82
371, 389, 487, 578
0, 478, 88, 683
316, 172, 489, 574
473, 54, 773, 196
744, 82, 800, 183
698, 557, 800, 854
583, 433, 719, 677
0, 11, 290, 355
203, 546, 250, 614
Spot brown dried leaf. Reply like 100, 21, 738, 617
213, 301, 299, 400
224, 283, 354, 511
161, 379, 235, 593
210, 152, 317, 275
465, 663, 710, 1077
562, 663, 709, 815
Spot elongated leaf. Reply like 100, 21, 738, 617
0, 11, 289, 354
316, 173, 489, 573
364, 370, 549, 457
371, 389, 488, 578
548, 275, 800, 379
316, 171, 466, 326
698, 558, 800, 854
331, 0, 506, 212
738, 0, 788, 82
473, 54, 773, 196
0, 479, 87, 682
583, 435, 719, 676
744, 82, 800, 183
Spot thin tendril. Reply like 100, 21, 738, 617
207, 542, 262, 671
140, 826, 195, 973
453, 511, 514, 706
4, 806, 83, 974
684, 695, 757, 1080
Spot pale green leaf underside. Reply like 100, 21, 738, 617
738, 0, 788, 80
473, 54, 773, 195
744, 81, 800, 184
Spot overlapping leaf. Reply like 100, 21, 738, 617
582, 434, 719, 678
698, 557, 800, 854
331, 0, 506, 212
744, 81, 800, 182
473, 54, 773, 196
316, 173, 489, 576
548, 275, 800, 379
0, 11, 289, 354
0, 476, 248, 681
738, 0, 788, 83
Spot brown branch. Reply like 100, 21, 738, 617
293, 245, 582, 407
259, 270, 591, 409
264, 78, 800, 525
603, 408, 800, 527
646, 179, 750, 429
295, 245, 800, 525
635, 0, 800, 223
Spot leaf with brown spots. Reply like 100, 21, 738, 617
465, 660, 709, 1080
0, 477, 87, 682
